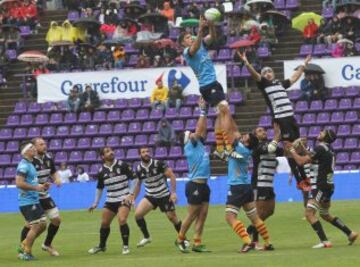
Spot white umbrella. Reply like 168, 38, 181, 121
337, 38, 354, 46
246, 0, 273, 6
243, 19, 260, 31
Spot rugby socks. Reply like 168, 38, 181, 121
194, 238, 201, 246
215, 129, 225, 153
136, 218, 150, 239
120, 224, 130, 247
222, 131, 233, 152
311, 221, 328, 242
255, 221, 270, 245
99, 227, 110, 248
232, 220, 251, 244
20, 226, 30, 242
44, 223, 60, 246
174, 221, 182, 233
247, 225, 259, 242
330, 217, 352, 236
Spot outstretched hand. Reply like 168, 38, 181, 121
304, 55, 311, 66
237, 50, 248, 64
199, 15, 207, 33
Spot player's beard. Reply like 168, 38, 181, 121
141, 155, 151, 163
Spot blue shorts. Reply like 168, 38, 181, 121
199, 81, 226, 107
19, 203, 46, 225
226, 184, 254, 208
185, 181, 210, 205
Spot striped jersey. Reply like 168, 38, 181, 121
310, 143, 335, 190
136, 159, 170, 198
252, 141, 284, 188
32, 153, 56, 199
304, 162, 316, 190
97, 159, 136, 203
257, 77, 294, 119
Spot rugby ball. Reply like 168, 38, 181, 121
204, 8, 221, 22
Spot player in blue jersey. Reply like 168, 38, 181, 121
15, 142, 50, 261
178, 16, 241, 160
225, 132, 274, 253
175, 98, 211, 253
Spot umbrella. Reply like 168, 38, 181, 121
180, 19, 199, 28
77, 43, 96, 49
261, 10, 289, 22
337, 0, 360, 8
229, 7, 253, 17
118, 18, 141, 31
124, 4, 146, 18
340, 15, 360, 26
245, 0, 273, 6
73, 17, 101, 29
138, 13, 168, 25
0, 0, 19, 6
337, 38, 354, 45
292, 12, 323, 32
50, 41, 73, 47
304, 63, 325, 74
154, 38, 177, 49
1, 24, 20, 31
17, 50, 49, 63
103, 38, 133, 46
229, 39, 255, 49
243, 19, 260, 31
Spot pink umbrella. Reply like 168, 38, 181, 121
229, 39, 255, 49
0, 0, 19, 6
17, 50, 49, 63
154, 38, 177, 49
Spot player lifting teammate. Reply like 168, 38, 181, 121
88, 147, 136, 255
175, 98, 211, 253
132, 147, 182, 247
287, 130, 358, 248
178, 15, 241, 160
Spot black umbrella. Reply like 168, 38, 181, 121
229, 7, 254, 18
340, 15, 360, 26
124, 4, 146, 18
261, 10, 289, 22
138, 13, 168, 25
73, 17, 101, 29
304, 63, 325, 74
77, 43, 96, 49
1, 24, 20, 31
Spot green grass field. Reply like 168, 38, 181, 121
0, 201, 359, 267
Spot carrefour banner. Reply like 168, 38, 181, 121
37, 65, 227, 103
283, 56, 360, 90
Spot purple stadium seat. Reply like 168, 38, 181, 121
121, 109, 135, 121
114, 123, 127, 134
313, 44, 327, 56
4, 167, 16, 179
14, 102, 27, 114
128, 122, 142, 134
330, 112, 344, 124
356, 43, 360, 53
84, 124, 98, 136
336, 152, 349, 164
331, 87, 345, 98
351, 124, 360, 136
274, 0, 285, 9
42, 102, 56, 112
302, 113, 316, 125
126, 148, 139, 160
79, 112, 92, 123
100, 99, 113, 109
288, 90, 301, 101
63, 138, 76, 150
338, 98, 352, 110
149, 109, 163, 120
90, 164, 101, 175
129, 98, 142, 109
12, 154, 22, 164
93, 111, 106, 122
207, 119, 214, 130
208, 107, 219, 117
345, 86, 359, 97
143, 121, 156, 133
42, 126, 55, 138
324, 99, 337, 111
295, 100, 308, 113
309, 100, 323, 111
136, 109, 149, 120
0, 141, 4, 151
121, 136, 134, 147
294, 114, 301, 123
107, 136, 120, 147
114, 99, 128, 109
344, 138, 358, 150
57, 101, 67, 112
257, 46, 270, 58
172, 120, 184, 131
207, 131, 215, 143
185, 95, 199, 106
49, 139, 62, 151
35, 114, 48, 125
286, 0, 299, 9
353, 98, 360, 109
92, 137, 106, 148
332, 138, 343, 151
324, 125, 337, 133
350, 152, 360, 164
20, 25, 31, 37
169, 146, 182, 158
322, 6, 334, 18
299, 44, 313, 56
134, 135, 147, 146
49, 113, 63, 125
308, 126, 321, 138
179, 107, 192, 118
56, 126, 69, 137
114, 149, 125, 159
20, 114, 33, 126
259, 115, 271, 127
64, 113, 77, 124
0, 128, 12, 140
299, 127, 307, 137
99, 124, 113, 135
0, 154, 11, 166
185, 119, 197, 131
166, 160, 175, 169
6, 49, 16, 60
28, 102, 41, 113
78, 138, 91, 149
240, 66, 251, 78
6, 115, 19, 127
228, 91, 243, 104
169, 27, 180, 39
71, 125, 85, 136
343, 165, 356, 171
68, 10, 80, 21
175, 159, 188, 172
13, 128, 26, 139
337, 124, 351, 137
84, 151, 97, 162
217, 48, 231, 61
55, 151, 68, 163
27, 127, 40, 138
230, 65, 241, 78
165, 108, 177, 119
142, 98, 151, 108
267, 129, 275, 139
155, 147, 168, 159
345, 111, 358, 123
107, 110, 121, 122
316, 112, 330, 125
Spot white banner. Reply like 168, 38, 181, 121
37, 65, 227, 103
283, 56, 360, 90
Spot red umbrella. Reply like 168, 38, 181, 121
154, 39, 177, 49
229, 39, 255, 49
17, 50, 49, 63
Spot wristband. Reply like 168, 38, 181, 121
289, 148, 295, 153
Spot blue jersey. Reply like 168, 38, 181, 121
16, 159, 39, 206
184, 139, 210, 180
183, 42, 217, 88
227, 142, 252, 185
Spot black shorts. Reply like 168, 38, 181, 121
274, 116, 299, 142
19, 203, 46, 225
254, 187, 275, 201
185, 181, 211, 205
145, 195, 175, 212
309, 188, 334, 203
226, 184, 254, 208
104, 201, 130, 214
39, 197, 57, 211
199, 81, 226, 107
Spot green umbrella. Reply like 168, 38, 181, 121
180, 19, 199, 28
292, 12, 323, 32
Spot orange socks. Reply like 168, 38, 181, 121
255, 221, 270, 245
215, 128, 225, 153
232, 220, 251, 244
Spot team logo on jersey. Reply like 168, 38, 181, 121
193, 190, 199, 196
227, 190, 232, 196
32, 205, 37, 210
116, 168, 121, 175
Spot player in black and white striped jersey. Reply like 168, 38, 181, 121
247, 123, 283, 248
88, 146, 136, 255
237, 51, 312, 191
132, 146, 183, 248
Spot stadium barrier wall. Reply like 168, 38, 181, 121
1, 171, 359, 213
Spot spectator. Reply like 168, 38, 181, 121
79, 85, 100, 112
167, 80, 183, 111
58, 162, 73, 183
67, 85, 80, 112
150, 77, 168, 111
331, 42, 344, 57
187, 3, 200, 19
259, 23, 278, 48
46, 21, 62, 45
96, 44, 113, 69
303, 19, 318, 44
300, 73, 316, 101
113, 45, 126, 69
113, 22, 129, 40
4, 27, 21, 49
153, 54, 163, 67
76, 166, 90, 182
20, 0, 38, 30
249, 26, 261, 45
326, 16, 343, 44
136, 54, 150, 68
155, 118, 176, 147
342, 17, 356, 42
60, 20, 76, 43
163, 54, 175, 67
32, 64, 49, 77
316, 18, 329, 44
30, 64, 49, 98
300, 73, 327, 101
160, 1, 175, 26
59, 46, 76, 70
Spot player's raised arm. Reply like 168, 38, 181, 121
289, 55, 311, 85
194, 97, 207, 139
188, 16, 207, 56
204, 19, 216, 46
238, 51, 261, 82
287, 143, 312, 166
